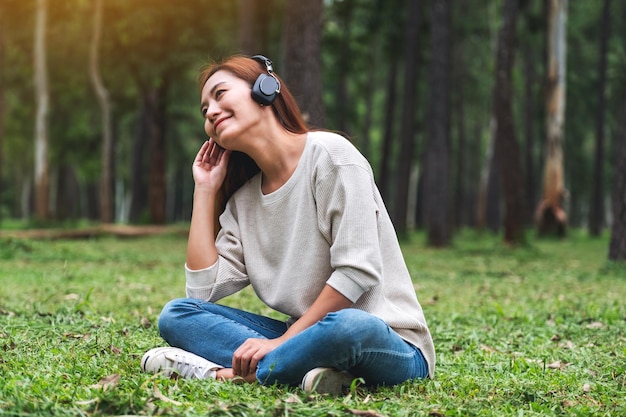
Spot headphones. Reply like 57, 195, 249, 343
250, 55, 281, 106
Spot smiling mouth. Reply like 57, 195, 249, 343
213, 117, 229, 131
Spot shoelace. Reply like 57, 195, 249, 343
168, 354, 210, 378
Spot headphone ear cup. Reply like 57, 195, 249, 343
252, 74, 279, 105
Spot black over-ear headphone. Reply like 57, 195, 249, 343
250, 55, 281, 106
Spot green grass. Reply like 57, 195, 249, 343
0, 229, 624, 416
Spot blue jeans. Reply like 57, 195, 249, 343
158, 298, 428, 386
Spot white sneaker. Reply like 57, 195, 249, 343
141, 347, 223, 379
300, 367, 354, 395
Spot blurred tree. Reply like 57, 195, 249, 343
422, 0, 451, 246
493, 0, 526, 245
588, 0, 611, 237
392, 0, 422, 236
536, 0, 567, 236
451, 0, 467, 230
520, 0, 543, 226
609, 105, 626, 261
237, 0, 283, 57
478, 120, 502, 233
104, 0, 237, 224
451, 0, 493, 231
282, 0, 324, 127
0, 4, 4, 221
90, 0, 114, 223
33, 0, 50, 221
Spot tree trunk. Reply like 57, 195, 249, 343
423, 0, 451, 246
129, 96, 150, 223
589, 0, 611, 236
360, 50, 376, 160
148, 82, 169, 225
523, 42, 538, 226
238, 0, 259, 55
393, 0, 422, 236
493, 0, 526, 245
90, 0, 114, 223
237, 0, 272, 55
452, 12, 467, 229
477, 118, 501, 232
536, 0, 567, 236
0, 6, 4, 222
33, 0, 50, 221
282, 0, 324, 127
608, 106, 626, 261
378, 56, 399, 206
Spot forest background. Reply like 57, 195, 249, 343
0, 0, 625, 258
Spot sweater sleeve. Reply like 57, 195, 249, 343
315, 163, 383, 303
185, 202, 250, 301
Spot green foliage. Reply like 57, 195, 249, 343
0, 231, 624, 416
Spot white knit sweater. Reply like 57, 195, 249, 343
185, 131, 436, 378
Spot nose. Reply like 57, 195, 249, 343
206, 101, 220, 123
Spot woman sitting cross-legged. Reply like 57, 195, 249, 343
140, 54, 436, 395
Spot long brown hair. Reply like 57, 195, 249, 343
198, 55, 309, 230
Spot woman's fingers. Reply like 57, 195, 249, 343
194, 140, 210, 164
233, 340, 265, 377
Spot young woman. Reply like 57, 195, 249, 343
141, 55, 435, 394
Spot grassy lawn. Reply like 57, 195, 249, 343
0, 229, 624, 416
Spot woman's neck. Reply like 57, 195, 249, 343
251, 129, 307, 195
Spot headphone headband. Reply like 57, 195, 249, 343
251, 55, 275, 74
250, 54, 281, 105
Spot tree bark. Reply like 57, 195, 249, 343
452, 6, 467, 229
423, 0, 451, 246
608, 106, 626, 261
536, 0, 567, 236
237, 0, 272, 55
0, 5, 4, 222
282, 0, 324, 127
129, 96, 150, 223
148, 82, 169, 225
477, 118, 502, 232
393, 0, 422, 236
33, 0, 50, 221
90, 0, 114, 223
378, 56, 399, 206
589, 0, 611, 236
493, 0, 526, 245
523, 42, 538, 226
238, 0, 259, 55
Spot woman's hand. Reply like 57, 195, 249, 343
232, 337, 284, 379
192, 139, 231, 192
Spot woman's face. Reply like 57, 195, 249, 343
200, 70, 263, 149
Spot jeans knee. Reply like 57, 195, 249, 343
158, 298, 192, 340
323, 308, 387, 343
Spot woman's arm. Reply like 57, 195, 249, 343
231, 284, 352, 378
186, 140, 231, 270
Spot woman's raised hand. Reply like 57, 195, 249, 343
192, 139, 231, 192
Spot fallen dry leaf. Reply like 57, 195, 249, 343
583, 383, 592, 393
546, 360, 569, 370
153, 385, 182, 406
585, 321, 603, 329
480, 344, 498, 353
63, 333, 90, 340
140, 317, 152, 329
90, 374, 120, 391
284, 394, 301, 404
348, 410, 386, 417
